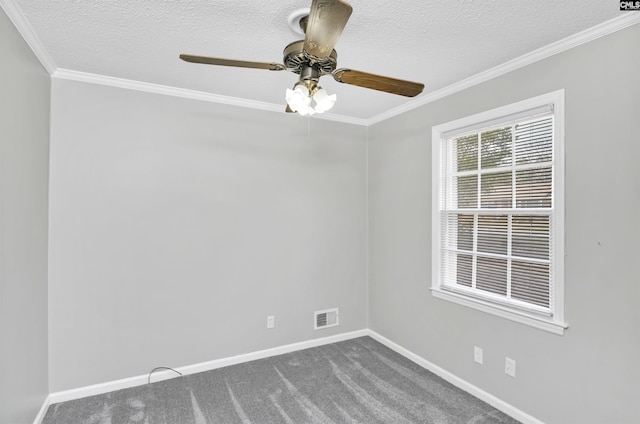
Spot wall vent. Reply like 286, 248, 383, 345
314, 308, 339, 330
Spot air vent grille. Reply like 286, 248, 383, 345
314, 308, 339, 330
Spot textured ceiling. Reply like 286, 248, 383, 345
10, 0, 620, 120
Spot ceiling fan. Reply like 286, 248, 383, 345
179, 0, 424, 116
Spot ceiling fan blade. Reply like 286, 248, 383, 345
303, 0, 352, 58
180, 54, 285, 71
332, 69, 424, 97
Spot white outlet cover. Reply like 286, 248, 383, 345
267, 315, 275, 329
505, 357, 516, 377
474, 346, 483, 365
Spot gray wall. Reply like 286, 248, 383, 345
368, 24, 640, 424
0, 7, 51, 424
48, 79, 368, 391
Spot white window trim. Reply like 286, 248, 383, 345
431, 90, 567, 335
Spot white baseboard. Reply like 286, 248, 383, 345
32, 395, 50, 424
46, 328, 542, 424
366, 330, 545, 424
48, 329, 369, 405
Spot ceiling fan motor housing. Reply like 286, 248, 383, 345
283, 40, 338, 77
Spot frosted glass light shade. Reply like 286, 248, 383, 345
285, 85, 312, 115
312, 88, 336, 113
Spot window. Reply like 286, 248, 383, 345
431, 90, 566, 334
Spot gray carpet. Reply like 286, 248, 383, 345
42, 336, 520, 424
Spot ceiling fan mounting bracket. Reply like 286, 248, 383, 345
287, 8, 311, 36
299, 15, 309, 34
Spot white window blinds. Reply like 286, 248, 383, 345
440, 114, 555, 313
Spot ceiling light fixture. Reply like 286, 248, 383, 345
285, 83, 336, 116
285, 64, 336, 116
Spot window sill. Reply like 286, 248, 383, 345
430, 288, 568, 335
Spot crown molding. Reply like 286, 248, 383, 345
52, 68, 286, 113
366, 13, 640, 126
0, 0, 56, 74
315, 111, 370, 126
51, 68, 369, 126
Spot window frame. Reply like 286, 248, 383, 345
431, 90, 567, 335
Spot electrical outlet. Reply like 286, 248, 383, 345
474, 346, 483, 364
505, 357, 516, 377
267, 315, 275, 329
